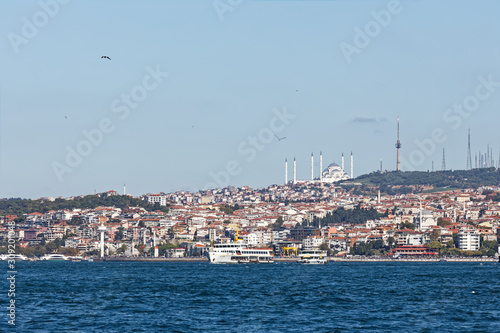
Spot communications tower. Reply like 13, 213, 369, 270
395, 117, 401, 171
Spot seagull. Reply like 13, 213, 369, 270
273, 131, 286, 141
101, 56, 111, 60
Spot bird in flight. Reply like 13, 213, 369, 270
65, 116, 67, 119
273, 131, 286, 141
101, 56, 111, 60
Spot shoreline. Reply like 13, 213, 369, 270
88, 257, 499, 263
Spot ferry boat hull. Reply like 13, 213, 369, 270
40, 254, 69, 261
207, 243, 274, 264
297, 250, 328, 265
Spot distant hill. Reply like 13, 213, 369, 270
0, 195, 167, 217
354, 168, 500, 194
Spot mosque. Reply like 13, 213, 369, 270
284, 152, 352, 184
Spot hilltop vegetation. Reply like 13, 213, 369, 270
310, 206, 386, 227
0, 195, 167, 217
354, 168, 500, 194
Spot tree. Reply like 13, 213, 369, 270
387, 236, 396, 249
430, 229, 441, 242
117, 244, 127, 254
319, 242, 329, 251
59, 247, 79, 256
452, 233, 460, 249
68, 217, 85, 226
400, 221, 415, 230
427, 241, 442, 250
85, 250, 99, 256
480, 240, 498, 257
115, 227, 124, 241
437, 217, 451, 227
271, 216, 284, 230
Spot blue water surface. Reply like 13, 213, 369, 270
2, 261, 500, 332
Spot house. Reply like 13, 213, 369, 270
391, 245, 438, 257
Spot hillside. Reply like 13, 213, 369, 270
0, 195, 167, 217
354, 168, 500, 194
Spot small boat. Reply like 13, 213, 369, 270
40, 254, 68, 261
297, 250, 327, 265
0, 254, 28, 261
68, 257, 83, 262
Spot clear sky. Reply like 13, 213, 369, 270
1, 0, 499, 199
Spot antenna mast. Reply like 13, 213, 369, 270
395, 117, 401, 171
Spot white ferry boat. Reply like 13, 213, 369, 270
40, 254, 69, 261
0, 254, 28, 261
207, 242, 274, 264
297, 250, 327, 265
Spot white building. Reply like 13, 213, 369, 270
319, 163, 350, 183
458, 227, 480, 251
302, 235, 325, 249
414, 209, 437, 231
144, 194, 167, 206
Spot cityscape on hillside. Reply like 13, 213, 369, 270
2, 117, 500, 261
2, 167, 500, 261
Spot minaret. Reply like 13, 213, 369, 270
319, 151, 323, 182
98, 224, 107, 257
419, 200, 423, 231
395, 116, 401, 171
442, 148, 446, 170
380, 159, 383, 173
311, 153, 314, 181
293, 157, 296, 184
153, 232, 159, 258
123, 183, 126, 195
350, 152, 353, 179
341, 153, 345, 171
285, 158, 288, 185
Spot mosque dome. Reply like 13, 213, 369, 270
320, 162, 350, 182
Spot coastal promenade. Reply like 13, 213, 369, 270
329, 257, 499, 262
91, 256, 499, 263
93, 257, 209, 262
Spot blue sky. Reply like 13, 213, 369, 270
1, 0, 499, 198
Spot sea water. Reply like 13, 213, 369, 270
4, 261, 500, 332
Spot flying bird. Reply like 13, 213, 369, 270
101, 56, 111, 60
273, 132, 286, 141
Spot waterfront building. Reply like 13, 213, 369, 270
290, 226, 319, 241
302, 235, 325, 249
391, 245, 438, 257
458, 227, 480, 251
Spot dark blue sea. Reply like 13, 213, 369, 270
3, 261, 500, 332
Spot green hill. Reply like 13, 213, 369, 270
354, 168, 500, 194
0, 195, 167, 217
